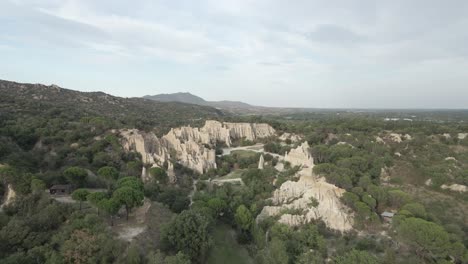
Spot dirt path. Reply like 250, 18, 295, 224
115, 198, 152, 242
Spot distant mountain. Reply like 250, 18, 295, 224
144, 92, 207, 105
143, 92, 262, 113
0, 80, 223, 135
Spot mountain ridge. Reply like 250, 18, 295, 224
0, 79, 224, 134
143, 92, 275, 114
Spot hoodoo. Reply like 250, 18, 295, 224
120, 120, 276, 180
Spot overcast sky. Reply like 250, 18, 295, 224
1, 0, 467, 108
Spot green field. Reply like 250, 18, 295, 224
231, 150, 258, 158
217, 169, 245, 180
207, 225, 254, 264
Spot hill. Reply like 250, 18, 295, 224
143, 92, 207, 105
0, 80, 224, 135
144, 92, 263, 114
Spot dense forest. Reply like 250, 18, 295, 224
0, 80, 467, 263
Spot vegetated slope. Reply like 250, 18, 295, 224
0, 80, 224, 134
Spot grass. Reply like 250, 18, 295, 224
217, 169, 245, 180
207, 224, 254, 264
231, 150, 259, 158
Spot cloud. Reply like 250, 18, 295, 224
1, 0, 468, 107
308, 24, 366, 44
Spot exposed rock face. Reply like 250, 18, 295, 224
376, 136, 385, 144
167, 162, 176, 183
1, 184, 16, 209
441, 183, 467, 192
279, 133, 303, 143
121, 128, 216, 179
257, 171, 353, 232
162, 128, 217, 175
0, 164, 17, 208
225, 122, 276, 143
258, 154, 265, 170
284, 142, 314, 169
458, 133, 468, 140
386, 133, 411, 143
120, 120, 276, 180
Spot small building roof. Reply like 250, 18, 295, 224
381, 211, 394, 218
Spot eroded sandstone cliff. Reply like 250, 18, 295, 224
258, 170, 353, 232
284, 142, 314, 168
258, 143, 353, 232
120, 120, 276, 180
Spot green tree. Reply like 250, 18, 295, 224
256, 238, 289, 264
71, 189, 90, 210
397, 217, 453, 261
207, 198, 227, 218
87, 192, 108, 215
117, 177, 144, 192
112, 187, 144, 220
165, 252, 191, 264
149, 167, 168, 184
401, 203, 427, 219
125, 243, 142, 264
97, 166, 119, 189
235, 205, 253, 232
64, 167, 88, 187
61, 229, 100, 264
333, 250, 378, 264
99, 198, 121, 226
161, 210, 212, 262
387, 189, 411, 208
30, 178, 46, 194
362, 193, 377, 210
297, 251, 324, 264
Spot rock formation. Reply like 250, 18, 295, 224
279, 132, 303, 143
0, 164, 17, 209
120, 120, 276, 181
257, 173, 353, 232
441, 183, 467, 192
167, 161, 176, 183
284, 142, 314, 169
258, 154, 265, 170
1, 184, 16, 209
387, 133, 412, 143
120, 128, 216, 180
458, 133, 468, 140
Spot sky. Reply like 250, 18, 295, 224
1, 0, 468, 108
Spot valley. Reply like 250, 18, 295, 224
0, 80, 467, 264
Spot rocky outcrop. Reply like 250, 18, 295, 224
1, 184, 16, 209
120, 120, 276, 181
387, 133, 411, 143
0, 164, 17, 209
162, 128, 217, 175
279, 133, 303, 143
257, 172, 353, 232
284, 142, 314, 169
441, 183, 467, 192
258, 155, 265, 170
167, 162, 176, 183
121, 128, 216, 180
